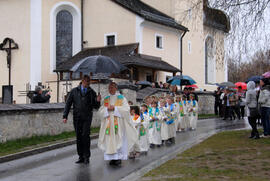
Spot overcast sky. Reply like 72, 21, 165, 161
223, 3, 270, 62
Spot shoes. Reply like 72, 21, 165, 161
249, 135, 255, 139
115, 160, 122, 166
84, 158, 89, 165
165, 140, 172, 146
254, 136, 260, 139
109, 160, 116, 165
128, 153, 135, 159
109, 159, 122, 166
260, 134, 268, 138
150, 144, 155, 148
260, 135, 265, 138
75, 158, 84, 164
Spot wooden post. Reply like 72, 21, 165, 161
69, 72, 73, 80
60, 72, 63, 80
80, 72, 83, 79
152, 69, 157, 82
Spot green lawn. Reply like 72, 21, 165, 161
0, 127, 99, 157
198, 114, 218, 119
142, 130, 270, 181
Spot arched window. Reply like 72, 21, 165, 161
56, 10, 73, 67
50, 2, 81, 72
205, 36, 215, 84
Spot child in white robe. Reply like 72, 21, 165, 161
138, 104, 150, 153
182, 95, 190, 131
187, 94, 198, 130
161, 97, 177, 145
175, 95, 186, 132
148, 101, 162, 148
129, 106, 141, 158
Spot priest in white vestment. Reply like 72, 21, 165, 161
97, 82, 137, 166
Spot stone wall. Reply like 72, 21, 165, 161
0, 104, 101, 143
196, 92, 215, 115
138, 89, 215, 115
0, 85, 137, 142
0, 89, 214, 142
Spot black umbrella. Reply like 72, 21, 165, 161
71, 55, 127, 74
118, 81, 138, 90
135, 81, 152, 86
70, 55, 126, 94
217, 81, 236, 88
246, 75, 262, 83
91, 73, 109, 93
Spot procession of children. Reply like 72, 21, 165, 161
128, 93, 198, 159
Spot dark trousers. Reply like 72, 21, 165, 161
73, 119, 91, 159
261, 107, 270, 136
214, 102, 219, 115
220, 104, 225, 117
224, 106, 232, 119
231, 106, 240, 119
240, 106, 245, 118
248, 116, 259, 137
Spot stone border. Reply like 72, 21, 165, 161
0, 134, 98, 163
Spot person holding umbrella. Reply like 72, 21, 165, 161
258, 78, 270, 138
63, 75, 101, 164
246, 81, 260, 139
236, 86, 246, 119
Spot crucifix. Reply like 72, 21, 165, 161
0, 38, 19, 86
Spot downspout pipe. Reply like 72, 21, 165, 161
180, 31, 187, 76
180, 30, 187, 91
81, 0, 84, 50
56, 72, 60, 103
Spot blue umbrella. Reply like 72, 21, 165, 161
167, 75, 196, 86
246, 75, 262, 83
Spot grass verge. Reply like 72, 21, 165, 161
0, 127, 99, 157
198, 114, 218, 119
142, 130, 270, 181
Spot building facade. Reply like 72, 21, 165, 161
0, 0, 229, 103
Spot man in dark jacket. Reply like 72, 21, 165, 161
214, 87, 221, 116
32, 86, 51, 103
63, 75, 101, 164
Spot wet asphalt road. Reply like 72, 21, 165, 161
0, 118, 249, 181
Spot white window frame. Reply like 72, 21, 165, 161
155, 33, 163, 49
188, 40, 192, 54
188, 8, 192, 20
104, 33, 117, 46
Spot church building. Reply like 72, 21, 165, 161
0, 0, 229, 103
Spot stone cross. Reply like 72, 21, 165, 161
0, 38, 19, 86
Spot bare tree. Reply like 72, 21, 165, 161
228, 49, 270, 82
176, 0, 270, 61
209, 0, 270, 61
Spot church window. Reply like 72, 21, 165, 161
205, 36, 216, 84
56, 10, 73, 67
